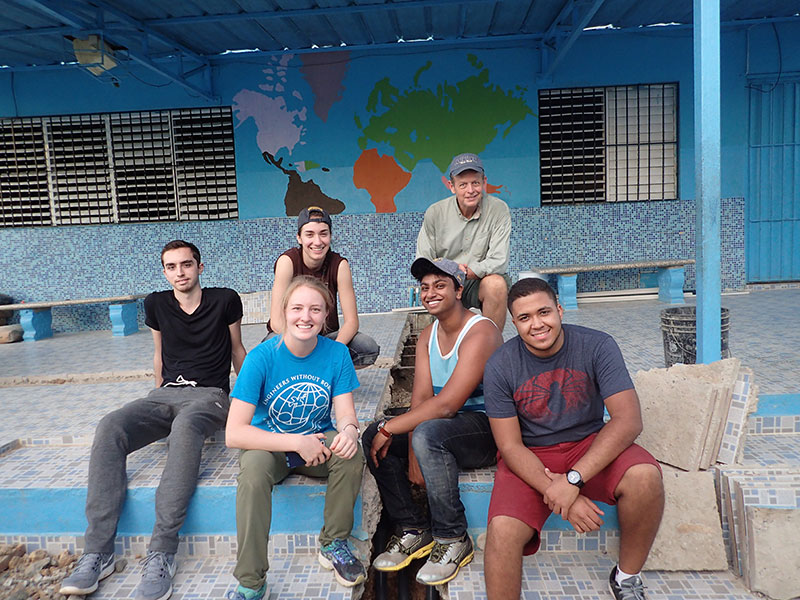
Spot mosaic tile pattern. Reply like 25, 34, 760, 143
0, 314, 402, 379
748, 414, 800, 434
715, 468, 800, 574
0, 329, 155, 377
0, 380, 154, 447
352, 367, 390, 422
553, 288, 800, 396
0, 532, 330, 561
717, 369, 753, 465
0, 198, 745, 332
74, 553, 365, 600
741, 434, 800, 466
445, 551, 758, 600
734, 478, 800, 579
1, 294, 798, 600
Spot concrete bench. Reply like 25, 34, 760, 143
1, 295, 147, 341
527, 259, 695, 310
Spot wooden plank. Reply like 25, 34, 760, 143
1, 294, 147, 311
534, 259, 694, 274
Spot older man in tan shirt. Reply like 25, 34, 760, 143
416, 153, 512, 329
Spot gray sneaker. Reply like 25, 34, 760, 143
134, 551, 176, 600
415, 535, 474, 586
59, 552, 115, 595
373, 529, 434, 572
608, 566, 646, 600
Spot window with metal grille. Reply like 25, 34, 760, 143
539, 83, 678, 204
0, 118, 51, 227
0, 107, 238, 227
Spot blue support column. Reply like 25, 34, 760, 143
109, 302, 139, 336
694, 0, 722, 363
20, 308, 53, 341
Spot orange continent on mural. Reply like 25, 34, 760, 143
353, 149, 412, 213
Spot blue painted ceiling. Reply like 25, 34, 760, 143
2, 0, 799, 100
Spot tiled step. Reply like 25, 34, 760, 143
443, 551, 760, 600
4, 432, 794, 557
0, 442, 371, 543
747, 393, 800, 434
0, 367, 391, 449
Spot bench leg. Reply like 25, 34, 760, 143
657, 267, 686, 304
109, 302, 139, 336
556, 274, 579, 310
20, 308, 53, 341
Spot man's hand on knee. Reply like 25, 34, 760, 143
566, 496, 605, 533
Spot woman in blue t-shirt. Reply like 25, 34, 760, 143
225, 275, 366, 600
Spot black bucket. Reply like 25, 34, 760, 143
660, 306, 730, 367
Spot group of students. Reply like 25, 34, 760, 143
58, 152, 664, 600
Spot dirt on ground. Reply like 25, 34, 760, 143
0, 544, 127, 600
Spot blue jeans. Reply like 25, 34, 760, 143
363, 412, 496, 540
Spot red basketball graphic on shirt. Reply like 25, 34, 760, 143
513, 368, 591, 422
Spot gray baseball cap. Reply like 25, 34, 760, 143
411, 257, 466, 288
448, 153, 484, 178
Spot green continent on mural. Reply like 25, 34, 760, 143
356, 55, 533, 173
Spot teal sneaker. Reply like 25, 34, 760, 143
318, 539, 366, 587
226, 583, 267, 600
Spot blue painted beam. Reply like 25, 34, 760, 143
543, 0, 607, 79
693, 0, 722, 364
144, 0, 497, 27
20, 0, 217, 101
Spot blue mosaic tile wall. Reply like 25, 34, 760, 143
0, 198, 744, 332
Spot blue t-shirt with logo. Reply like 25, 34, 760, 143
232, 335, 359, 434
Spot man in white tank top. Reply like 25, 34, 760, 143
363, 257, 504, 587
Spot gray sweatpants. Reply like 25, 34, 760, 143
83, 386, 230, 554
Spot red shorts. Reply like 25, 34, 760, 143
487, 433, 660, 555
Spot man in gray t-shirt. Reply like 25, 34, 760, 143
482, 277, 664, 600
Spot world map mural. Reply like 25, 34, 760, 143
232, 49, 535, 217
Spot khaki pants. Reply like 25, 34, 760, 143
233, 430, 365, 590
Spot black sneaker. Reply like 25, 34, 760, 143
59, 552, 115, 595
609, 566, 646, 600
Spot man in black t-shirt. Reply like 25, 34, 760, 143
482, 277, 664, 600
60, 240, 246, 600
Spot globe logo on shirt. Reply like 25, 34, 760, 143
269, 381, 330, 433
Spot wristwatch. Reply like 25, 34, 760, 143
377, 419, 393, 439
566, 469, 584, 488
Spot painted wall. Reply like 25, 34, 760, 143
0, 197, 745, 332
0, 25, 771, 330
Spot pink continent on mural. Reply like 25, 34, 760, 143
353, 149, 412, 213
300, 51, 350, 123
232, 89, 306, 156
